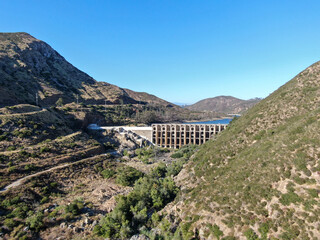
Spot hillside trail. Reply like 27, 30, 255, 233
0, 153, 106, 193
0, 163, 70, 193
0, 109, 46, 117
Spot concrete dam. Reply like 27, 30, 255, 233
151, 123, 227, 148
94, 123, 227, 149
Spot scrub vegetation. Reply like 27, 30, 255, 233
161, 61, 320, 239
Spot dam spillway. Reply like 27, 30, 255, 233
152, 123, 227, 148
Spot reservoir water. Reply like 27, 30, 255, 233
183, 118, 233, 124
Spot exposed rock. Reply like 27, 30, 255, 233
67, 224, 74, 229
59, 222, 66, 229
92, 220, 98, 227
130, 234, 150, 240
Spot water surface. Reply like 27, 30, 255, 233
183, 118, 233, 124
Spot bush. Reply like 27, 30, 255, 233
19, 150, 30, 157
244, 228, 259, 240
0, 133, 8, 141
56, 97, 64, 106
151, 163, 167, 178
101, 169, 116, 179
307, 188, 318, 198
166, 160, 185, 177
12, 205, 29, 218
135, 147, 155, 161
8, 166, 17, 173
116, 166, 144, 186
258, 222, 269, 240
26, 212, 44, 232
279, 192, 301, 206
171, 152, 184, 159
24, 164, 36, 171
40, 196, 49, 204
3, 218, 18, 230
171, 145, 198, 159
1, 196, 20, 207
97, 175, 178, 239
212, 224, 223, 239
0, 154, 8, 163
50, 182, 58, 188
40, 146, 51, 153
65, 199, 84, 215
6, 146, 16, 151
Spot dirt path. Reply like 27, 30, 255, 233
0, 163, 70, 193
0, 153, 106, 193
0, 109, 46, 117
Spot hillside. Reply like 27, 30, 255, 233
186, 96, 261, 114
158, 61, 320, 239
0, 32, 179, 108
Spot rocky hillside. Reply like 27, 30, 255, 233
161, 61, 320, 239
0, 32, 180, 108
186, 96, 261, 114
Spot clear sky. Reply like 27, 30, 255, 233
1, 1, 320, 104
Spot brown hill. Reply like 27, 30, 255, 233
186, 95, 261, 114
0, 32, 179, 108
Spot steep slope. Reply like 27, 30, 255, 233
186, 96, 261, 114
0, 32, 178, 108
165, 61, 320, 239
123, 88, 176, 107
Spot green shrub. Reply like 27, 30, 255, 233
258, 222, 269, 239
3, 218, 18, 230
56, 97, 64, 106
19, 150, 30, 157
307, 188, 318, 198
166, 159, 185, 177
97, 175, 178, 239
116, 166, 144, 186
12, 205, 29, 218
151, 163, 167, 178
0, 133, 8, 141
244, 228, 259, 240
6, 146, 16, 151
279, 192, 301, 206
8, 166, 17, 173
40, 146, 51, 153
65, 199, 84, 215
0, 154, 8, 163
171, 152, 184, 159
123, 149, 128, 156
24, 164, 36, 171
1, 196, 20, 207
40, 196, 49, 204
26, 212, 44, 232
171, 145, 198, 159
101, 169, 116, 179
211, 224, 223, 240
50, 182, 58, 188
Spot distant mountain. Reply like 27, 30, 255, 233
0, 32, 179, 109
172, 102, 190, 107
186, 95, 261, 114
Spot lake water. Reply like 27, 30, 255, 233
183, 118, 233, 124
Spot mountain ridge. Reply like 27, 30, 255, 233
186, 95, 261, 114
0, 32, 180, 109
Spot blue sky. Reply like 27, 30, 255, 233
1, 1, 320, 104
